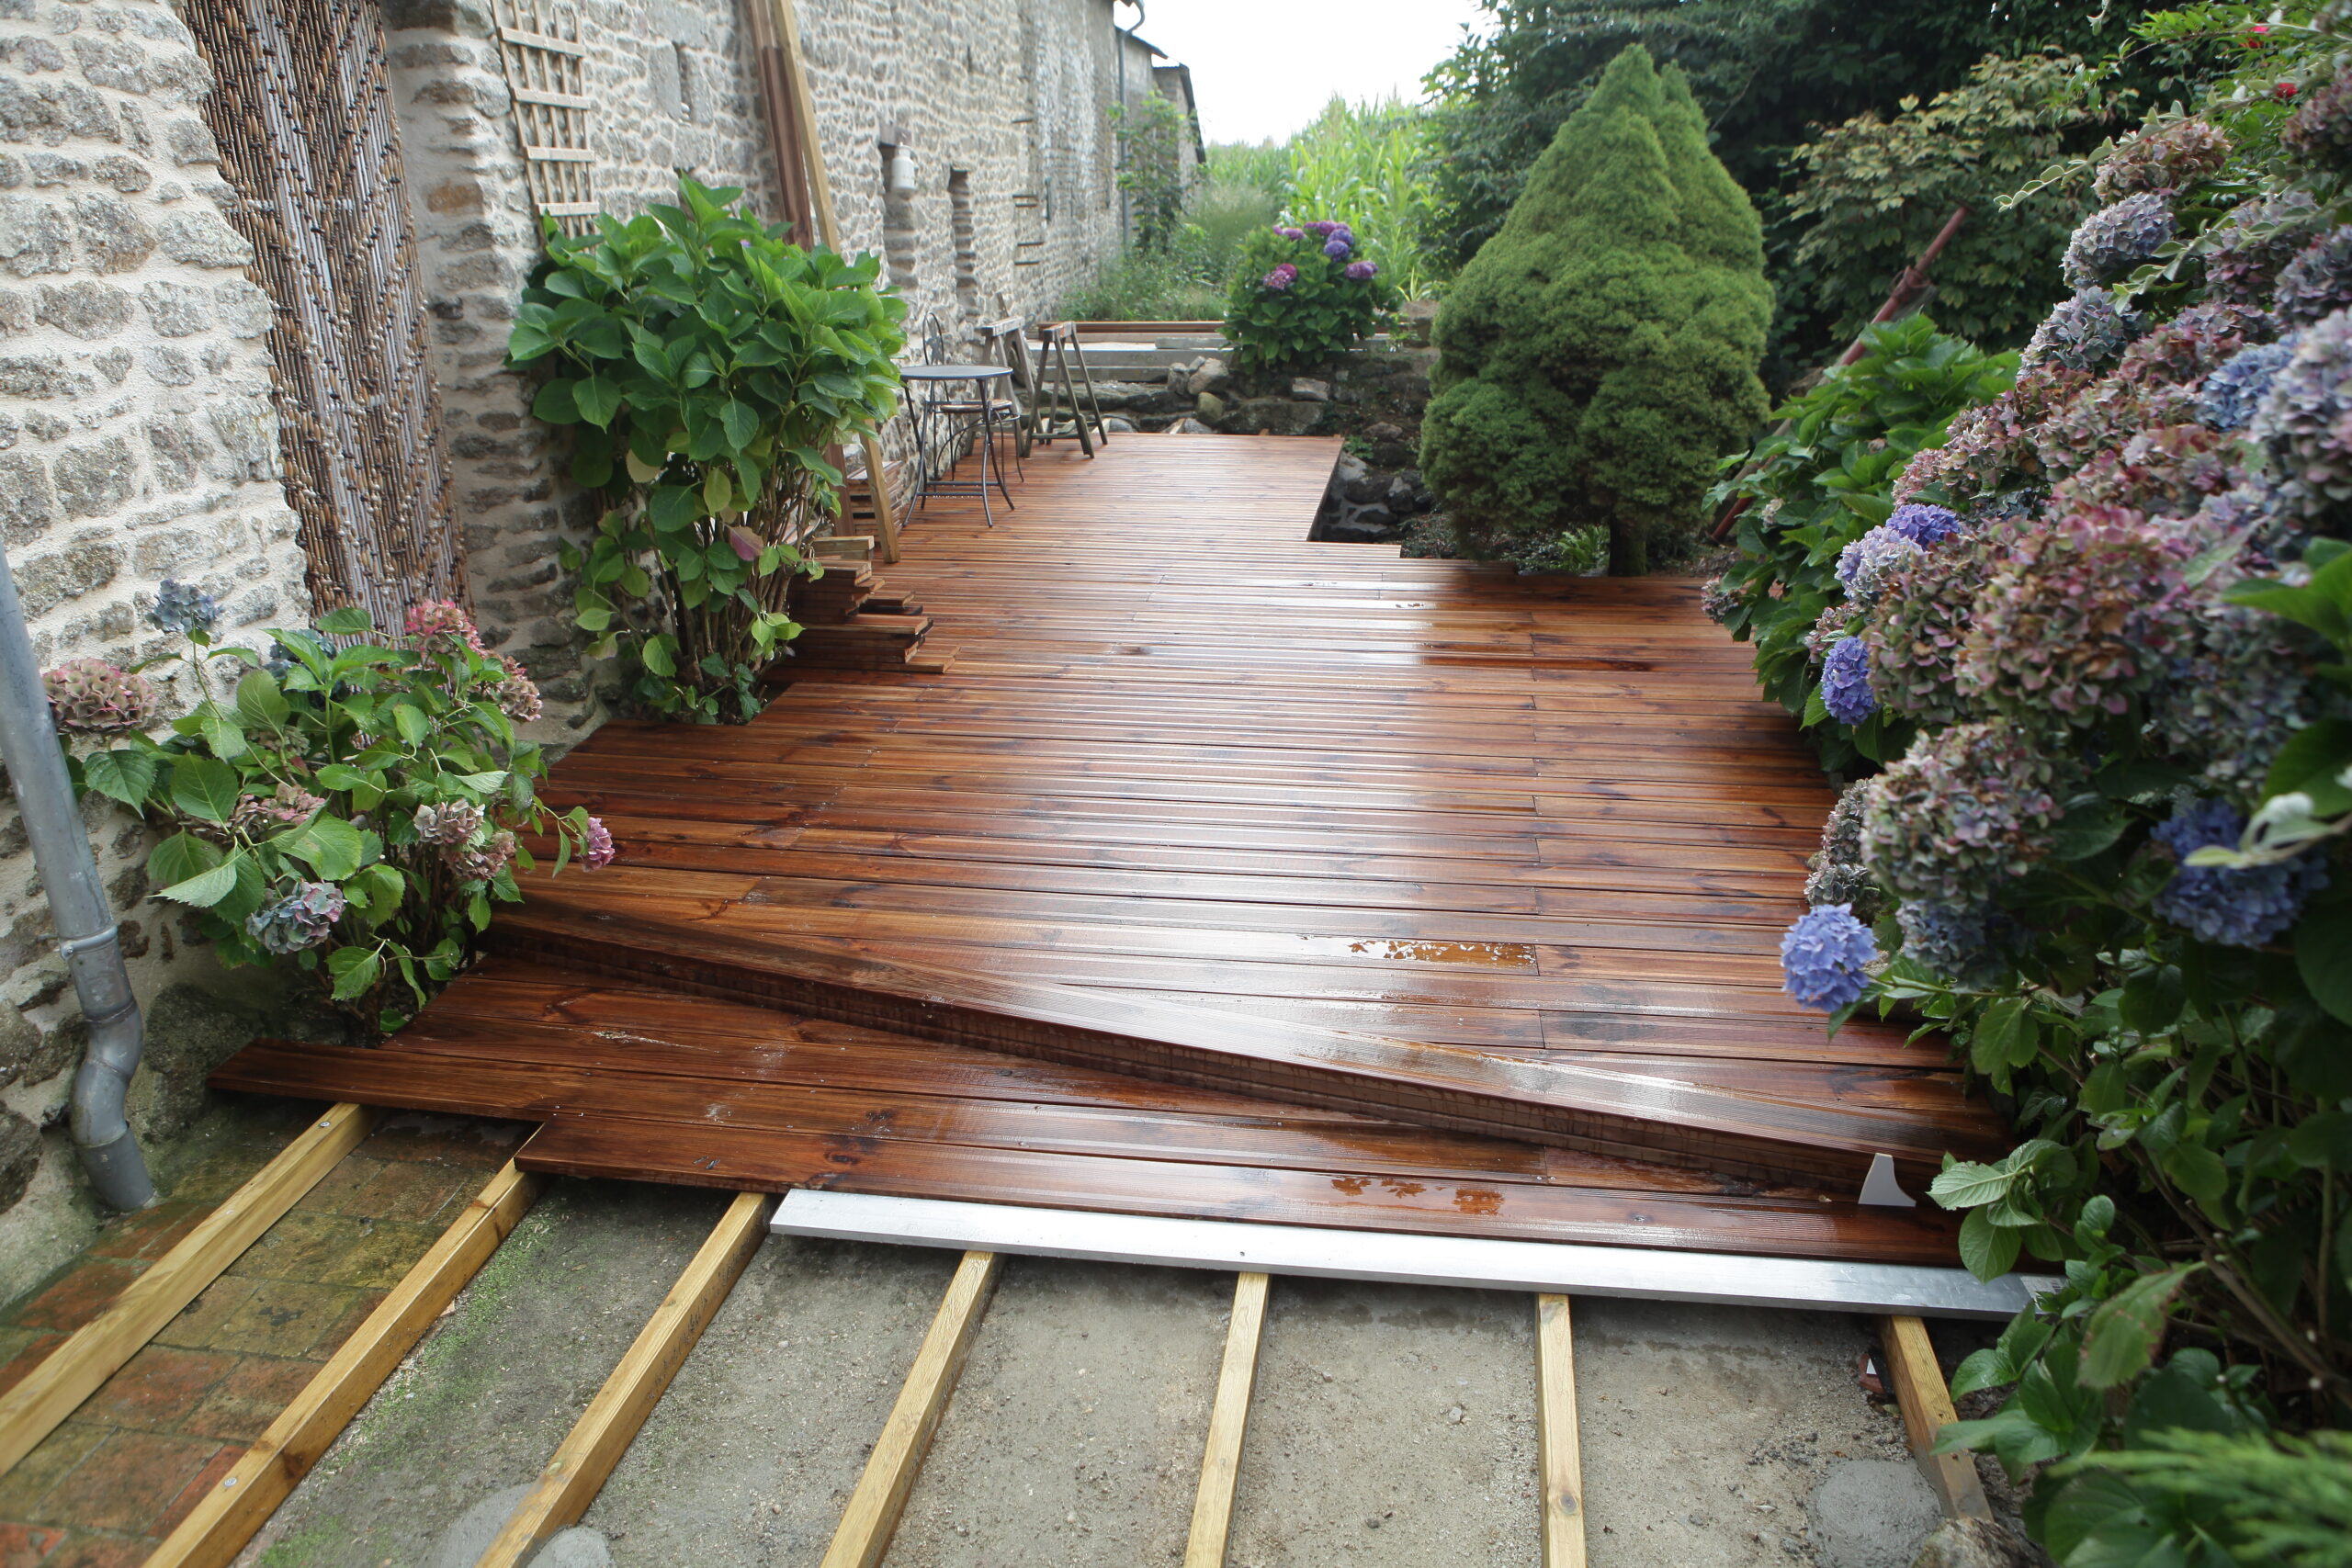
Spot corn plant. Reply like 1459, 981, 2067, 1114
1283, 97, 1445, 300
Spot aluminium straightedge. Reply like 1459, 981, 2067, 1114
772, 1191, 2053, 1320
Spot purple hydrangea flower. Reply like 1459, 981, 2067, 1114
1886, 503, 1962, 547
1275, 226, 1306, 241
1835, 525, 1924, 604
148, 579, 220, 637
2022, 288, 2140, 372
1343, 260, 1377, 280
1261, 263, 1298, 292
1303, 220, 1338, 238
245, 881, 347, 955
1323, 237, 1352, 259
2151, 798, 2329, 947
1780, 904, 1877, 1012
1820, 637, 1878, 724
2063, 191, 2177, 290
583, 814, 616, 869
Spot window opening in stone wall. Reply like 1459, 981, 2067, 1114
492, 0, 597, 236
880, 141, 919, 297
949, 170, 979, 320
183, 0, 460, 627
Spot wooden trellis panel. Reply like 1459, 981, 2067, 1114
185, 0, 462, 628
493, 0, 599, 236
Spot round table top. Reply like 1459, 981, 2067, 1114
900, 363, 1015, 382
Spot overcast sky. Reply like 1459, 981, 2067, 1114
1131, 0, 1493, 145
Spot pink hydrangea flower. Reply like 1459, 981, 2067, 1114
404, 599, 487, 654
1262, 263, 1298, 291
582, 815, 616, 868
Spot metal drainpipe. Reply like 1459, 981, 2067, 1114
0, 538, 153, 1210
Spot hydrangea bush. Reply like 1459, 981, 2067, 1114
1705, 311, 2017, 773
49, 587, 611, 1031
1717, 22, 2352, 1554
1220, 219, 1400, 376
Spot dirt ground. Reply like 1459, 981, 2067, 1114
219, 1172, 2021, 1568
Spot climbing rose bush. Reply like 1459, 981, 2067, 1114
47, 587, 612, 1031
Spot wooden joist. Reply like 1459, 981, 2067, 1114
1879, 1314, 1993, 1520
1183, 1270, 1269, 1567
0, 1103, 373, 1478
820, 1250, 1001, 1568
475, 1191, 774, 1565
1536, 1293, 1589, 1566
145, 1162, 542, 1568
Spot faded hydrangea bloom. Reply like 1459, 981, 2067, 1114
2274, 225, 2352, 326
1863, 529, 2002, 728
2204, 189, 2324, 306
2049, 423, 2234, 517
2095, 118, 2232, 201
491, 655, 543, 723
1894, 898, 2015, 990
245, 881, 347, 955
1959, 509, 2188, 722
1700, 576, 1739, 625
2249, 304, 2352, 516
147, 579, 220, 638
42, 659, 162, 735
1778, 904, 1877, 1012
1805, 600, 1858, 660
1861, 720, 2067, 904
230, 785, 325, 837
413, 800, 483, 847
582, 815, 616, 868
2151, 797, 2329, 946
2282, 74, 2352, 170
404, 599, 488, 654
2146, 589, 2318, 797
1805, 783, 1884, 924
2064, 193, 2177, 290
2021, 288, 2140, 373
444, 829, 518, 884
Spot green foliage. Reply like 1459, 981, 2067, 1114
64, 606, 603, 1032
508, 176, 903, 724
1059, 238, 1227, 321
1221, 225, 1400, 376
1192, 179, 1283, 284
1283, 98, 1446, 301
1419, 44, 1771, 574
1423, 1, 2164, 372
1110, 90, 1196, 254
1517, 524, 1611, 575
1704, 314, 2016, 771
1783, 53, 2120, 350
2047, 1427, 2352, 1566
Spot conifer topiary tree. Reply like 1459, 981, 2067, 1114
1419, 44, 1771, 573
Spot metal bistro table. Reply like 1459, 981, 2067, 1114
901, 363, 1018, 527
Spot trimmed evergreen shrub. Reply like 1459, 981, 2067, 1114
1419, 45, 1771, 573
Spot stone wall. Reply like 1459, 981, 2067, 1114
0, 0, 315, 1290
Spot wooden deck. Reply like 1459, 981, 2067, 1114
215, 436, 2003, 1265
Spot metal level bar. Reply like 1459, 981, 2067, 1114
772, 1191, 2053, 1320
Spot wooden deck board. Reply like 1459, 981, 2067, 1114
211, 437, 1997, 1263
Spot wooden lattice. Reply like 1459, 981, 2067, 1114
184, 0, 462, 629
492, 0, 598, 236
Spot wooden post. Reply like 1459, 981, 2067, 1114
476, 1191, 774, 1564
1183, 1271, 1269, 1567
1879, 1315, 1994, 1521
820, 1250, 1001, 1568
739, 0, 812, 246
0, 1104, 373, 1479
768, 0, 902, 565
1535, 1293, 1589, 1567
146, 1163, 542, 1568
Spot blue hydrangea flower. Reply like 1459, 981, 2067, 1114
147, 579, 220, 638
2151, 797, 2329, 947
1820, 636, 1878, 724
1835, 525, 1924, 605
1895, 898, 2014, 990
1780, 904, 1878, 1012
2196, 338, 2299, 431
244, 880, 347, 955
1886, 503, 1962, 547
1323, 237, 1351, 259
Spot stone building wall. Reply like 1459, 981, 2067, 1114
0, 0, 1195, 1284
0, 0, 315, 1292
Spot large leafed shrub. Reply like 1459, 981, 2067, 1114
1418, 44, 1771, 573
